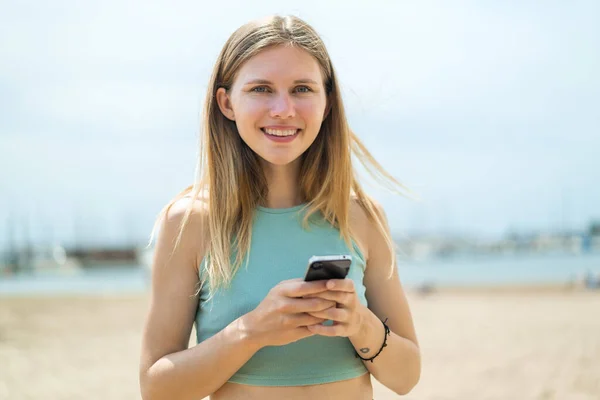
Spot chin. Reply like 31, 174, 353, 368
258, 152, 303, 167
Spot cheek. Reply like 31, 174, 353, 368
235, 98, 267, 124
296, 100, 326, 126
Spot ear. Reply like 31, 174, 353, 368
216, 87, 235, 121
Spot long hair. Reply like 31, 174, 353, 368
149, 15, 415, 297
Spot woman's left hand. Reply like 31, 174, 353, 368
304, 279, 367, 338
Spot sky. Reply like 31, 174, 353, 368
1, 0, 599, 249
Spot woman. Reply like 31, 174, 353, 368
139, 15, 420, 400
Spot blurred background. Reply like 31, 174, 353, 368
1, 1, 599, 399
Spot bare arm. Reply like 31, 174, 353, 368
304, 201, 421, 395
352, 202, 421, 395
139, 198, 335, 400
142, 318, 261, 400
138, 198, 259, 400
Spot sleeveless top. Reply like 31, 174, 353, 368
194, 203, 369, 386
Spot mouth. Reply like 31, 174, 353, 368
261, 127, 301, 143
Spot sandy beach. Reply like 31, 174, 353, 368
1, 288, 599, 400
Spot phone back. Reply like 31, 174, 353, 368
304, 259, 351, 281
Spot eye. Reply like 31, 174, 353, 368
295, 86, 312, 93
250, 86, 270, 93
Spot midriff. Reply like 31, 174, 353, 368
210, 372, 372, 400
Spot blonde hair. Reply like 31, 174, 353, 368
149, 15, 414, 297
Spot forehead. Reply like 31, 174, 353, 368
234, 45, 323, 84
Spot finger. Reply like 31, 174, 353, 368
307, 323, 346, 337
291, 313, 328, 327
280, 280, 329, 297
307, 307, 349, 323
292, 326, 318, 341
281, 297, 336, 314
304, 291, 353, 306
326, 279, 355, 292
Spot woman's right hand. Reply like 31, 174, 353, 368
240, 278, 335, 349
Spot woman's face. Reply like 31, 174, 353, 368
216, 45, 328, 167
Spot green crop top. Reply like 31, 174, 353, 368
194, 203, 369, 386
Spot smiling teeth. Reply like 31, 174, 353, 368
264, 128, 298, 137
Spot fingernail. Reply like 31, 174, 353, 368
327, 280, 335, 289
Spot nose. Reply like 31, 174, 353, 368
269, 93, 295, 119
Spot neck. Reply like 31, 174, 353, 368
261, 158, 303, 209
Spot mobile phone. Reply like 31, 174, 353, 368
304, 255, 351, 282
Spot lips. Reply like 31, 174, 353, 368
262, 127, 300, 137
260, 127, 301, 143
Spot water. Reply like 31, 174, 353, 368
397, 252, 600, 287
1, 253, 599, 295
0, 266, 149, 296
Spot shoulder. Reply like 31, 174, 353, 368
348, 195, 388, 263
157, 193, 210, 273
165, 193, 209, 220
162, 194, 209, 234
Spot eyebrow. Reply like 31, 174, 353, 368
243, 78, 319, 85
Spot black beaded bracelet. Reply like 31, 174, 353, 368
354, 318, 391, 363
